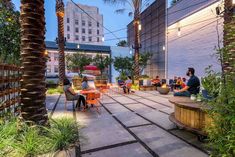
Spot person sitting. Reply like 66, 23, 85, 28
152, 76, 161, 87
82, 76, 92, 90
175, 77, 183, 89
63, 78, 87, 109
174, 68, 200, 97
181, 78, 187, 88
123, 76, 132, 94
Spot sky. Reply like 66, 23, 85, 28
12, 0, 171, 46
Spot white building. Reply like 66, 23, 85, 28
167, 0, 223, 78
64, 2, 104, 45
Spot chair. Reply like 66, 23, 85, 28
64, 90, 75, 111
86, 92, 101, 114
125, 83, 132, 94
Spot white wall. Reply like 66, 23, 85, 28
167, 1, 223, 79
110, 46, 131, 83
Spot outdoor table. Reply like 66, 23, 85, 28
169, 97, 212, 140
80, 90, 100, 98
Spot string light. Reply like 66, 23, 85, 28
138, 24, 142, 31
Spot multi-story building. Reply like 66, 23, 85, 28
127, 0, 167, 78
64, 2, 104, 45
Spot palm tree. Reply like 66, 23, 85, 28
20, 0, 48, 125
56, 0, 66, 85
103, 0, 149, 79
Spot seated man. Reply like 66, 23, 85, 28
123, 76, 132, 94
152, 76, 161, 87
174, 68, 200, 97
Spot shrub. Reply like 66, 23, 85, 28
47, 87, 64, 95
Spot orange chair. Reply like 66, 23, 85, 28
126, 83, 132, 94
86, 92, 101, 114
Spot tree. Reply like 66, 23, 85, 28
20, 0, 48, 125
93, 54, 113, 77
56, 0, 66, 85
103, 0, 150, 79
0, 0, 20, 64
139, 52, 152, 73
66, 53, 92, 76
117, 40, 127, 47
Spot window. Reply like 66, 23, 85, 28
75, 27, 79, 33
75, 35, 79, 41
88, 29, 92, 34
67, 26, 70, 31
82, 20, 85, 26
97, 37, 99, 42
82, 36, 85, 41
47, 65, 51, 73
67, 34, 70, 39
54, 65, 59, 73
97, 30, 99, 35
82, 28, 85, 34
89, 37, 92, 42
67, 18, 70, 23
54, 53, 59, 61
88, 21, 92, 27
97, 22, 99, 27
75, 19, 79, 25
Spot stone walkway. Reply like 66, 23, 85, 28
46, 88, 209, 157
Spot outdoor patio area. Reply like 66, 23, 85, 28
47, 88, 209, 157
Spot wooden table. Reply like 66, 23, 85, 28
169, 97, 212, 139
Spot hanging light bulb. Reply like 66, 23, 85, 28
177, 27, 181, 37
138, 24, 142, 31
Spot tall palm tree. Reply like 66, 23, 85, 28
20, 0, 48, 125
103, 0, 149, 79
56, 0, 66, 85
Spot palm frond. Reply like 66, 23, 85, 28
115, 8, 126, 14
128, 12, 133, 17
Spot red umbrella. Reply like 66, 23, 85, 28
84, 65, 99, 71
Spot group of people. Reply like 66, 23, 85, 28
118, 76, 132, 94
63, 76, 93, 110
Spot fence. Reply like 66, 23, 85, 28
0, 64, 21, 120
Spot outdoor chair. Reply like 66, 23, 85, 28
85, 92, 101, 114
64, 90, 75, 111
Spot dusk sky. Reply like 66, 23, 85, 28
12, 0, 171, 46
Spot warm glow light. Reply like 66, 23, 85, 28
177, 27, 181, 37
44, 50, 48, 56
233, 0, 235, 5
138, 24, 142, 31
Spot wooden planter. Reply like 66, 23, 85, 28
169, 97, 212, 137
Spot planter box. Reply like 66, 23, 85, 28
40, 148, 76, 157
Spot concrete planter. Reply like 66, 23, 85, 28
157, 87, 170, 95
39, 148, 76, 157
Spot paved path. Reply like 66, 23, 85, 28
46, 88, 209, 157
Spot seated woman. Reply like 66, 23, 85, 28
152, 76, 161, 87
81, 76, 93, 90
123, 76, 132, 94
63, 78, 87, 109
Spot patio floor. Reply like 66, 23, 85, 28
46, 88, 209, 157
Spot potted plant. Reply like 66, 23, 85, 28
93, 54, 113, 88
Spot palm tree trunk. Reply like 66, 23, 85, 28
56, 0, 66, 85
20, 0, 48, 125
223, 0, 235, 79
133, 16, 140, 80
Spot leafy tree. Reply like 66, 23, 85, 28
139, 52, 153, 74
93, 54, 113, 77
0, 0, 20, 64
117, 40, 127, 47
66, 53, 92, 76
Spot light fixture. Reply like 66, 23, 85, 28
102, 37, 105, 42
177, 27, 181, 37
138, 24, 142, 31
130, 49, 133, 55
233, 0, 235, 5
77, 44, 80, 49
163, 46, 166, 51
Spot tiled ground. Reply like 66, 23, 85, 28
46, 88, 209, 157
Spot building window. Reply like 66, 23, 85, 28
97, 22, 99, 27
97, 37, 99, 42
82, 20, 85, 26
82, 36, 85, 41
75, 35, 79, 41
82, 28, 85, 34
89, 37, 92, 42
54, 53, 59, 61
88, 21, 92, 27
67, 34, 70, 39
47, 65, 51, 73
75, 27, 79, 33
67, 26, 70, 31
67, 18, 70, 23
75, 19, 79, 25
54, 65, 59, 73
89, 29, 92, 34
97, 30, 99, 35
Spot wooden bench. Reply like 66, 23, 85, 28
169, 97, 212, 140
